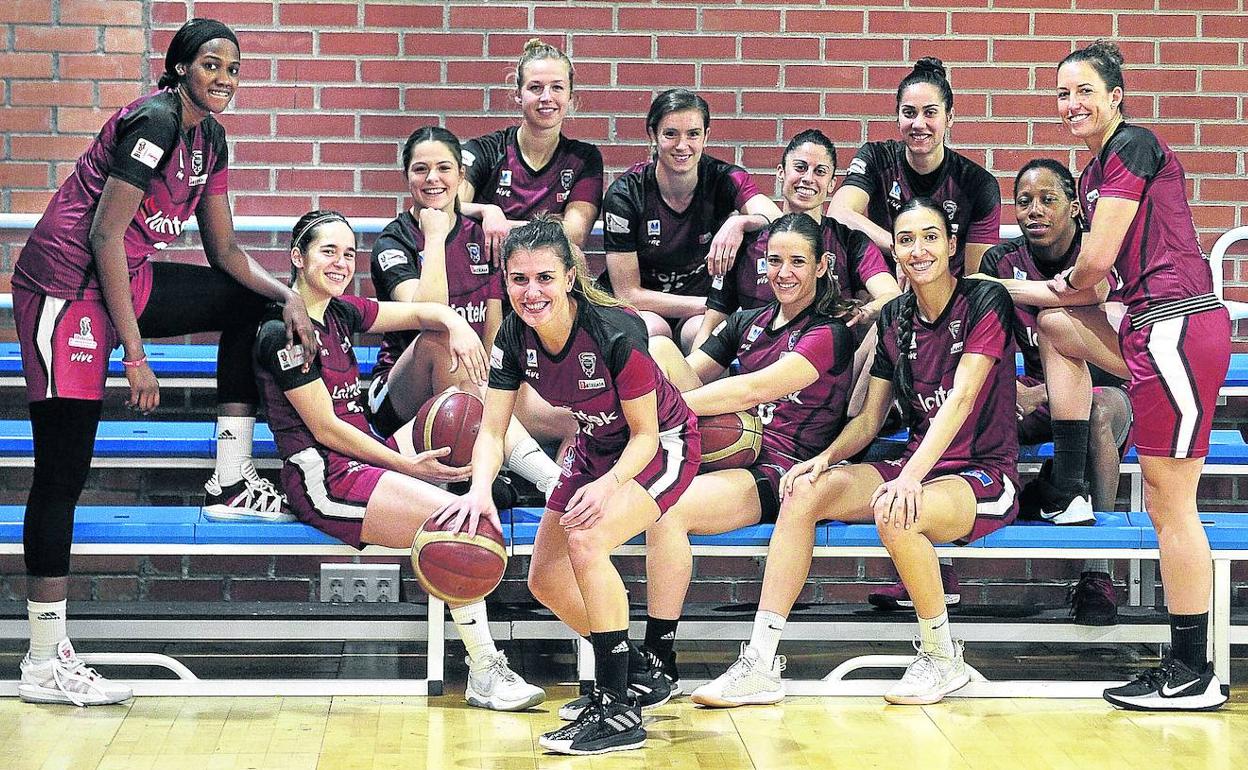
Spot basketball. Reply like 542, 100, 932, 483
698, 411, 764, 471
412, 515, 508, 604
413, 390, 484, 467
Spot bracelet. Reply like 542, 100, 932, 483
120, 355, 147, 369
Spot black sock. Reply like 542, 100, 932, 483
1051, 420, 1090, 494
590, 630, 630, 699
1169, 612, 1209, 670
644, 616, 679, 660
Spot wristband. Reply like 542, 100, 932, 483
121, 355, 147, 369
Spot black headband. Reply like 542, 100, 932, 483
161, 18, 239, 87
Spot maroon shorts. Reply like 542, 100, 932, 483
549, 417, 701, 517
1120, 306, 1230, 459
281, 446, 390, 548
12, 268, 154, 403
867, 458, 1019, 545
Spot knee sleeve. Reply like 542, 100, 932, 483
23, 399, 101, 577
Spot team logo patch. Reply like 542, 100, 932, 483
787, 329, 801, 351
376, 249, 407, 271
948, 319, 961, 341
747, 325, 763, 342
757, 257, 768, 274
526, 348, 538, 367
959, 469, 994, 487
68, 317, 97, 350
276, 344, 306, 371
943, 199, 958, 219
490, 345, 504, 370
467, 243, 482, 263
647, 219, 661, 236
1013, 267, 1027, 280
560, 169, 574, 191
578, 352, 597, 378
848, 158, 867, 176
130, 138, 164, 169
191, 149, 204, 175
498, 170, 512, 187
605, 212, 629, 234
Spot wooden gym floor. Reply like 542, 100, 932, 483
3, 640, 1248, 770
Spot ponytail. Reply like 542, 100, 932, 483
501, 214, 629, 309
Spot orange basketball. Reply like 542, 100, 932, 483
412, 515, 508, 604
413, 390, 483, 467
698, 411, 764, 471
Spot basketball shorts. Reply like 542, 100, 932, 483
282, 445, 390, 548
867, 458, 1019, 545
364, 364, 405, 439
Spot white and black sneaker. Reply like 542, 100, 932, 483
541, 687, 645, 756
558, 644, 673, 721
1035, 475, 1096, 526
202, 471, 294, 522
1104, 658, 1228, 712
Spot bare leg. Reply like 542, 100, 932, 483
1139, 455, 1210, 614
527, 509, 591, 636
647, 335, 703, 392
1037, 306, 1128, 421
639, 310, 673, 340
677, 314, 705, 354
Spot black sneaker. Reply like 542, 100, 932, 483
1069, 571, 1118, 626
1104, 658, 1228, 711
558, 644, 673, 721
641, 644, 681, 692
541, 687, 645, 755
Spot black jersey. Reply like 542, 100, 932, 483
462, 126, 603, 220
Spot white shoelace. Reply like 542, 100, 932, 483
50, 656, 101, 708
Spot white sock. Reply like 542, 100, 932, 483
214, 415, 255, 485
504, 438, 561, 496
28, 599, 67, 662
747, 610, 786, 662
450, 601, 498, 664
1083, 559, 1110, 574
918, 611, 956, 661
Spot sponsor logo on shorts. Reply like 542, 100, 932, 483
605, 212, 630, 234
130, 138, 164, 169
277, 345, 306, 371
959, 469, 993, 487
68, 317, 97, 350
376, 249, 407, 271
578, 378, 605, 390
578, 352, 597, 377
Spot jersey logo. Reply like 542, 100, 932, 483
605, 212, 630, 234
1014, 267, 1027, 280
467, 243, 482, 263
526, 348, 538, 367
943, 200, 958, 219
959, 469, 993, 487
130, 138, 164, 169
647, 219, 661, 236
949, 320, 961, 340
68, 317, 97, 350
579, 352, 597, 377
277, 345, 306, 371
888, 180, 903, 211
918, 385, 950, 412
1086, 188, 1100, 204
461, 149, 476, 167
747, 325, 763, 342
498, 170, 512, 187
70, 351, 93, 363
376, 249, 407, 271
788, 330, 801, 351
490, 345, 504, 370
578, 378, 606, 390
848, 158, 867, 176
711, 275, 724, 290
757, 257, 768, 274
191, 149, 204, 175
560, 169, 574, 191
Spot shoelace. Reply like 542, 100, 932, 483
486, 653, 519, 683
50, 656, 99, 708
240, 478, 285, 513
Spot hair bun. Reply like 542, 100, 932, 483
1086, 39, 1125, 66
913, 56, 947, 79
523, 37, 548, 54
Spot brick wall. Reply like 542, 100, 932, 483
2, 1, 1248, 607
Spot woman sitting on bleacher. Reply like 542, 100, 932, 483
252, 210, 545, 713
366, 125, 562, 499
643, 212, 856, 691
693, 197, 1019, 708
1043, 41, 1230, 711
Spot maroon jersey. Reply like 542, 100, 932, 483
369, 211, 502, 376
707, 215, 888, 315
871, 279, 1018, 485
1079, 124, 1213, 314
15, 89, 229, 300
489, 302, 693, 456
842, 140, 1000, 277
602, 154, 760, 296
254, 295, 380, 459
700, 303, 853, 463
462, 126, 603, 220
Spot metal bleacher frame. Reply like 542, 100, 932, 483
2, 216, 1248, 698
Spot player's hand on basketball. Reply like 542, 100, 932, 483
432, 485, 498, 538
407, 446, 473, 483
561, 473, 619, 530
282, 293, 318, 372
418, 207, 454, 242
706, 216, 745, 277
480, 205, 510, 266
125, 360, 160, 415
780, 455, 830, 500
871, 474, 923, 529
444, 318, 488, 386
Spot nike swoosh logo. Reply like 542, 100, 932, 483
461, 619, 477, 626
767, 625, 783, 631
1161, 679, 1200, 697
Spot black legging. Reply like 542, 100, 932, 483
24, 262, 269, 577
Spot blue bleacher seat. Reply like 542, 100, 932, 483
0, 420, 279, 459
0, 505, 199, 544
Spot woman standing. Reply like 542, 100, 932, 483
13, 19, 316, 706
435, 218, 700, 755
460, 39, 603, 252
254, 211, 544, 712
829, 57, 1000, 277
1043, 41, 1230, 710
693, 198, 1019, 707
602, 89, 781, 349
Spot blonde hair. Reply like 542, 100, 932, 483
516, 37, 574, 90
501, 214, 627, 309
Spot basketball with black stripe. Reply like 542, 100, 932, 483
412, 515, 508, 604
413, 389, 484, 467
697, 411, 764, 471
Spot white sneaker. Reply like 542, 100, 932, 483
690, 643, 785, 708
884, 641, 970, 705
202, 471, 295, 522
465, 651, 546, 711
18, 639, 132, 707
1040, 493, 1096, 526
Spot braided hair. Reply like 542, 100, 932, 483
891, 197, 952, 420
